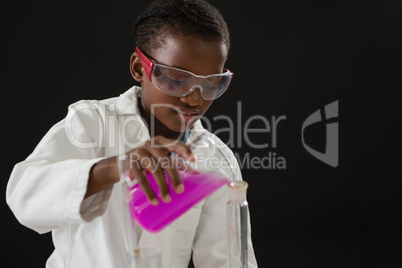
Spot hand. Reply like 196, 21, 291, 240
124, 135, 195, 205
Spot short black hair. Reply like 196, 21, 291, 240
134, 0, 230, 57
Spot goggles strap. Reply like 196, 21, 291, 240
135, 47, 154, 81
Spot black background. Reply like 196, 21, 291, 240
1, 0, 401, 267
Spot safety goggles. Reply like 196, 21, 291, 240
136, 46, 233, 100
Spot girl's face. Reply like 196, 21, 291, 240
130, 35, 227, 138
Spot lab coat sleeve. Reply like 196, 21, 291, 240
6, 100, 113, 234
191, 148, 258, 267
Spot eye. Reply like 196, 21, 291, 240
204, 85, 218, 91
204, 79, 219, 90
168, 77, 184, 86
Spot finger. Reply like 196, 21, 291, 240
129, 150, 159, 205
138, 150, 171, 203
147, 145, 184, 194
130, 164, 159, 206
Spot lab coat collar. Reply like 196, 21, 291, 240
115, 85, 142, 116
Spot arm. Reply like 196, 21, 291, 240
85, 155, 119, 199
6, 100, 115, 234
6, 99, 195, 234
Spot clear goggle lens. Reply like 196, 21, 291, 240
151, 64, 233, 101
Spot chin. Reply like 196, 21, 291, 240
167, 124, 192, 133
166, 120, 195, 133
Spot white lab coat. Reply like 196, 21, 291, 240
6, 86, 258, 268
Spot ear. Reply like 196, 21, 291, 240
130, 51, 144, 82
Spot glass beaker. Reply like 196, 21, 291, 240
127, 246, 162, 268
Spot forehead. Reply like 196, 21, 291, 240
150, 35, 227, 76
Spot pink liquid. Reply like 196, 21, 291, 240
127, 170, 229, 233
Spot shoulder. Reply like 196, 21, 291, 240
62, 93, 125, 139
65, 86, 140, 120
67, 96, 118, 115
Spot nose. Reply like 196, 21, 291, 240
180, 86, 203, 106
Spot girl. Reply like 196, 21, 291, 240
6, 0, 258, 267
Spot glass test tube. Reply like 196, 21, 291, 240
227, 181, 249, 268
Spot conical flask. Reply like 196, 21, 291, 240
119, 133, 230, 233
227, 181, 249, 268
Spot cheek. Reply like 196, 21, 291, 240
141, 82, 164, 103
141, 79, 154, 96
142, 85, 178, 112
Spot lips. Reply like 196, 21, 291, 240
176, 109, 199, 116
175, 109, 200, 122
